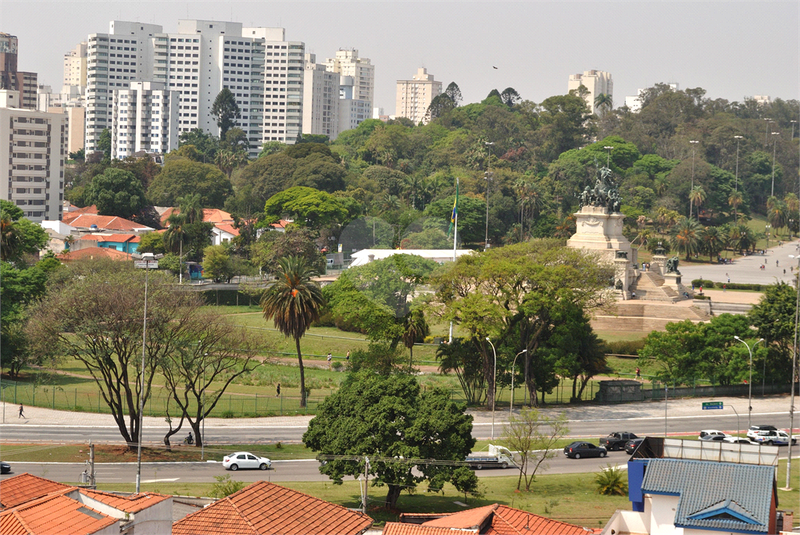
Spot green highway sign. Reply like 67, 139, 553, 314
702, 401, 723, 410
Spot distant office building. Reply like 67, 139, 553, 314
0, 33, 38, 110
64, 41, 88, 91
0, 90, 66, 222
303, 53, 340, 140
567, 69, 613, 114
752, 95, 772, 106
111, 81, 179, 159
395, 67, 442, 124
338, 75, 370, 132
85, 20, 305, 157
325, 49, 374, 109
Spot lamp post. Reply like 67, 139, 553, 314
689, 140, 699, 218
734, 135, 743, 192
788, 254, 800, 489
791, 120, 797, 140
764, 118, 772, 147
484, 142, 494, 251
603, 145, 614, 167
734, 335, 764, 429
771, 131, 780, 197
132, 252, 162, 493
486, 337, 497, 440
510, 349, 527, 416
766, 224, 771, 249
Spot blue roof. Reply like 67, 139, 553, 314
641, 458, 775, 533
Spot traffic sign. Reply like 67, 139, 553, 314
702, 401, 723, 410
134, 260, 158, 269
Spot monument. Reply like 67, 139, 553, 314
567, 165, 636, 298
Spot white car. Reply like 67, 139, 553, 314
746, 425, 778, 441
699, 430, 728, 439
222, 452, 272, 471
722, 436, 752, 444
750, 430, 796, 446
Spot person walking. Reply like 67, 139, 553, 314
635, 367, 641, 380
327, 352, 333, 368
346, 350, 350, 362
18, 404, 25, 419
276, 383, 281, 397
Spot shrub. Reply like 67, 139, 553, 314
602, 339, 646, 356
595, 464, 628, 496
691, 279, 715, 288
210, 475, 246, 498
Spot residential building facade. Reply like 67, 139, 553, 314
0, 33, 38, 109
111, 81, 179, 159
395, 67, 442, 124
325, 48, 373, 109
338, 75, 370, 132
303, 53, 340, 140
0, 90, 66, 222
63, 41, 88, 91
568, 69, 613, 114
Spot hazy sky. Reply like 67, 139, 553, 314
2, 1, 798, 112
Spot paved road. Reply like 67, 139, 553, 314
679, 239, 800, 286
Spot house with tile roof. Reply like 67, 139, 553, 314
212, 223, 240, 246
383, 504, 594, 535
74, 233, 141, 254
60, 213, 154, 234
172, 480, 373, 535
57, 246, 132, 262
601, 438, 782, 535
159, 207, 234, 227
0, 473, 172, 534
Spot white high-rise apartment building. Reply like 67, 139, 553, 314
85, 20, 304, 157
325, 49, 373, 109
111, 82, 179, 159
338, 75, 370, 132
395, 67, 442, 124
303, 53, 340, 140
1, 90, 66, 222
64, 42, 87, 91
567, 70, 613, 114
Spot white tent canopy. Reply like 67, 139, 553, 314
348, 249, 473, 268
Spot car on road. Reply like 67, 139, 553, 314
750, 430, 796, 446
563, 441, 607, 459
700, 434, 728, 442
624, 438, 644, 454
722, 437, 752, 444
747, 425, 778, 441
0, 461, 10, 474
222, 452, 272, 471
699, 430, 727, 439
600, 432, 638, 451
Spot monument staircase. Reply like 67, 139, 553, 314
629, 269, 681, 303
591, 299, 710, 333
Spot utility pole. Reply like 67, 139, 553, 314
89, 442, 96, 487
484, 142, 494, 251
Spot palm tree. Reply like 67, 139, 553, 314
594, 93, 613, 116
689, 186, 706, 220
767, 200, 788, 235
670, 217, 702, 260
177, 193, 203, 224
260, 256, 325, 408
699, 226, 726, 262
0, 214, 21, 262
401, 308, 429, 368
164, 213, 187, 283
728, 191, 744, 224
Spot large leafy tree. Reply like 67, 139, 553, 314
303, 371, 476, 509
0, 200, 48, 262
251, 227, 325, 275
749, 282, 798, 376
263, 186, 350, 234
85, 168, 147, 219
148, 158, 233, 208
211, 88, 241, 137
260, 256, 325, 407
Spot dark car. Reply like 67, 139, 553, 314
564, 441, 607, 459
600, 432, 638, 451
624, 438, 644, 454
699, 434, 727, 442
1, 461, 10, 474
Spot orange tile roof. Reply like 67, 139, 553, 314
60, 214, 153, 232
385, 505, 592, 535
80, 489, 170, 513
0, 494, 117, 535
173, 480, 373, 535
58, 246, 131, 262
160, 207, 233, 226
78, 233, 140, 243
215, 223, 240, 236
0, 473, 73, 510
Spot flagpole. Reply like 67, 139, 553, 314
449, 178, 459, 343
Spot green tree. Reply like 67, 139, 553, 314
85, 168, 147, 218
401, 307, 429, 367
594, 93, 613, 116
638, 320, 705, 384
502, 409, 569, 491
670, 217, 702, 260
251, 227, 325, 275
263, 187, 349, 234
177, 129, 220, 161
202, 245, 233, 282
0, 202, 49, 263
699, 225, 726, 262
97, 129, 112, 161
136, 232, 167, 255
211, 88, 241, 137
260, 256, 325, 407
595, 465, 628, 496
689, 186, 706, 220
749, 282, 797, 376
728, 191, 744, 223
303, 371, 476, 509
148, 158, 233, 208
436, 339, 486, 405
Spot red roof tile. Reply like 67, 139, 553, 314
160, 207, 233, 225
78, 233, 140, 243
61, 214, 153, 232
215, 223, 240, 236
173, 481, 373, 535
0, 494, 117, 535
58, 246, 131, 262
80, 489, 170, 513
0, 473, 73, 510
385, 505, 592, 535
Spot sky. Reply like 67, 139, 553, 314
2, 1, 798, 113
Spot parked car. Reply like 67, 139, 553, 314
747, 425, 778, 441
563, 441, 607, 459
699, 430, 727, 439
222, 452, 272, 471
722, 437, 752, 444
625, 438, 644, 454
600, 432, 638, 451
0, 461, 10, 474
700, 434, 727, 442
750, 430, 796, 446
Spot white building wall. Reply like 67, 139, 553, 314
111, 81, 179, 159
395, 67, 442, 124
0, 92, 66, 222
303, 53, 340, 140
63, 41, 87, 89
325, 49, 373, 109
645, 494, 684, 535
338, 75, 370, 133
567, 69, 613, 114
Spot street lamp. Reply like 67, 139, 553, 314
766, 224, 771, 249
771, 132, 780, 197
791, 120, 797, 140
734, 135, 743, 192
787, 254, 800, 489
131, 252, 163, 493
486, 337, 497, 440
484, 142, 494, 251
689, 140, 699, 218
764, 118, 772, 147
734, 335, 764, 429
510, 349, 527, 416
603, 146, 614, 167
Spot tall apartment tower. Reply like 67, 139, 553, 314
325, 49, 373, 109
567, 70, 613, 114
303, 53, 340, 140
64, 42, 88, 91
395, 67, 442, 124
111, 82, 179, 159
0, 90, 66, 222
0, 33, 38, 109
338, 75, 370, 133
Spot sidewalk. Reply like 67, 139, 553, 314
679, 239, 800, 286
